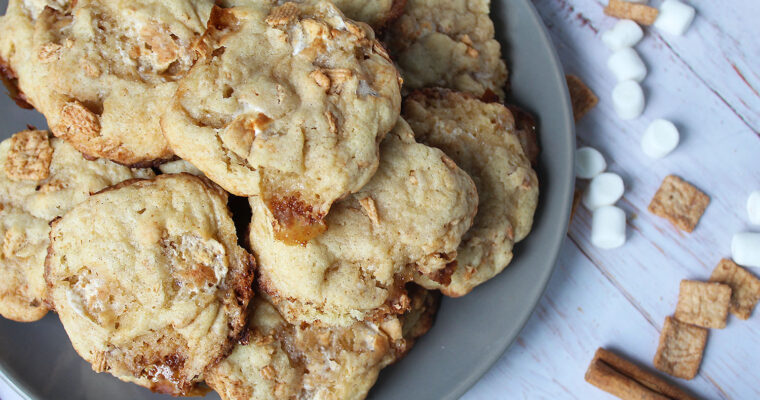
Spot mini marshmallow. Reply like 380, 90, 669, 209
575, 147, 607, 179
641, 119, 680, 158
591, 205, 627, 249
612, 80, 645, 120
602, 20, 644, 51
654, 0, 696, 36
748, 191, 760, 225
583, 172, 625, 210
732, 232, 760, 268
607, 48, 647, 82
628, 0, 648, 3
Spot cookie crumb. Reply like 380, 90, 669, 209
710, 258, 760, 320
674, 280, 731, 329
648, 175, 709, 232
605, 0, 659, 25
653, 316, 707, 380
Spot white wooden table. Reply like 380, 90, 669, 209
2, 0, 759, 399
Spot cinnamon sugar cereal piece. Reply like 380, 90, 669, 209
674, 280, 731, 329
585, 348, 697, 400
648, 175, 710, 232
566, 75, 598, 121
710, 258, 760, 320
653, 316, 707, 380
605, 0, 659, 26
4, 130, 53, 180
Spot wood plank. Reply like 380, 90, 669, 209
463, 241, 725, 399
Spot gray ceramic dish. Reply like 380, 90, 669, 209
0, 0, 575, 398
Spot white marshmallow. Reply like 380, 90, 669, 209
591, 205, 627, 249
732, 232, 760, 268
626, 0, 648, 3
583, 172, 625, 210
607, 48, 647, 82
654, 0, 696, 36
602, 20, 644, 51
575, 147, 607, 179
612, 80, 645, 120
641, 119, 680, 158
747, 191, 760, 225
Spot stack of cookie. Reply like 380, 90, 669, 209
0, 0, 538, 398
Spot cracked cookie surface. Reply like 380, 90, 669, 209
207, 286, 438, 400
45, 174, 254, 395
385, 0, 508, 98
162, 1, 401, 244
403, 90, 538, 296
0, 0, 215, 166
249, 119, 476, 326
0, 130, 153, 322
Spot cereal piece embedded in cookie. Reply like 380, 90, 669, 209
162, 1, 401, 244
566, 75, 599, 121
4, 130, 53, 181
585, 348, 697, 400
674, 280, 731, 329
605, 0, 659, 25
648, 175, 710, 232
0, 130, 154, 323
710, 258, 760, 320
653, 316, 708, 380
250, 120, 477, 326
45, 175, 254, 395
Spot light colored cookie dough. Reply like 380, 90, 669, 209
403, 89, 538, 296
385, 0, 508, 98
0, 130, 153, 322
162, 1, 401, 244
0, 0, 215, 166
45, 174, 255, 395
157, 159, 204, 176
331, 0, 406, 29
249, 119, 477, 326
207, 286, 438, 400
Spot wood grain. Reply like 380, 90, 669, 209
464, 0, 760, 398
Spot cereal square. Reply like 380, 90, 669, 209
710, 258, 760, 320
648, 175, 710, 232
566, 75, 598, 121
605, 0, 660, 25
674, 280, 731, 329
653, 316, 708, 380
4, 130, 53, 181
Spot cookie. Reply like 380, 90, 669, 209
45, 174, 254, 395
162, 1, 401, 244
249, 119, 477, 326
385, 0, 508, 98
0, 130, 153, 322
331, 0, 406, 30
605, 0, 659, 26
207, 286, 439, 400
403, 89, 539, 297
0, 0, 215, 166
157, 159, 204, 177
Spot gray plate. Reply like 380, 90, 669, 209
0, 0, 575, 398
